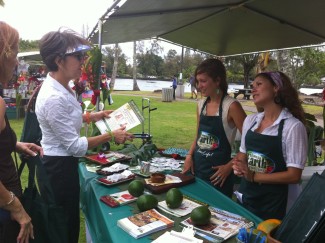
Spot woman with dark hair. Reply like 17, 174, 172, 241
182, 58, 246, 198
0, 21, 43, 243
35, 29, 133, 243
233, 71, 307, 220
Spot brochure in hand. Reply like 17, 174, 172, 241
95, 100, 144, 134
180, 206, 254, 242
117, 209, 174, 239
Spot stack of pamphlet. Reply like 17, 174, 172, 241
117, 209, 174, 239
180, 206, 254, 242
100, 190, 137, 207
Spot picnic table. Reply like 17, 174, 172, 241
233, 88, 252, 100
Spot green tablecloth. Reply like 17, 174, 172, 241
79, 161, 262, 243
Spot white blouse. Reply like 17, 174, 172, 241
239, 108, 308, 211
239, 108, 307, 170
35, 74, 88, 157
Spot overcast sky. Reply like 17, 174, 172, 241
0, 0, 181, 61
0, 0, 113, 40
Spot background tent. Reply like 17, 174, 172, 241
88, 0, 325, 56
18, 51, 43, 66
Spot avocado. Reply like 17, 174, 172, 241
166, 188, 183, 209
128, 180, 145, 197
190, 206, 211, 225
136, 194, 158, 211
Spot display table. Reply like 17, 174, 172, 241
79, 161, 262, 243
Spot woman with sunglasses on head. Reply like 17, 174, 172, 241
182, 58, 247, 198
35, 29, 133, 243
232, 71, 308, 220
0, 21, 44, 243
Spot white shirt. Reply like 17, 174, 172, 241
239, 108, 307, 170
35, 73, 88, 157
239, 108, 308, 211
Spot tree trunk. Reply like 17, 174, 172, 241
132, 41, 140, 91
276, 50, 295, 85
243, 65, 250, 88
110, 43, 119, 90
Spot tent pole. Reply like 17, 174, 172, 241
96, 19, 103, 112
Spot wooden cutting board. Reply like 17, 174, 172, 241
144, 172, 195, 194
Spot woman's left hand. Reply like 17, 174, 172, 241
16, 142, 44, 157
91, 110, 113, 122
210, 163, 233, 187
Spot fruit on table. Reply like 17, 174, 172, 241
166, 188, 183, 209
190, 205, 211, 226
128, 180, 145, 197
257, 218, 282, 234
137, 194, 158, 211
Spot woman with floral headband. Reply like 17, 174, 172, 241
232, 71, 308, 220
36, 29, 133, 243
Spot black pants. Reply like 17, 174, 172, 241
173, 86, 176, 99
40, 155, 80, 243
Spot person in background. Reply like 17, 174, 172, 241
182, 59, 246, 198
171, 75, 177, 100
188, 75, 197, 99
36, 29, 134, 243
232, 71, 307, 220
0, 21, 43, 243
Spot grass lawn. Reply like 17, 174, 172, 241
8, 90, 324, 242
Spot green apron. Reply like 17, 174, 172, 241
239, 119, 288, 220
193, 95, 234, 197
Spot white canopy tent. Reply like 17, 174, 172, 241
88, 0, 325, 56
17, 51, 43, 66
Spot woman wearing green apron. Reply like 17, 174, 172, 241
233, 71, 307, 220
182, 59, 246, 198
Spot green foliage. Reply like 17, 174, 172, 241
289, 47, 325, 87
136, 52, 164, 77
102, 46, 129, 76
19, 39, 39, 52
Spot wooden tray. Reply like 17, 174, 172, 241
144, 172, 195, 194
96, 175, 135, 187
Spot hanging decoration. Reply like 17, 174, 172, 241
81, 46, 103, 105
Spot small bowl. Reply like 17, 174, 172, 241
150, 173, 166, 183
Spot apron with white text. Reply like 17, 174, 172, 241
239, 119, 288, 220
194, 95, 234, 197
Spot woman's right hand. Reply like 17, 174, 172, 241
182, 155, 195, 174
112, 126, 134, 144
232, 158, 248, 177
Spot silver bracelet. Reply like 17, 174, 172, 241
5, 191, 15, 207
